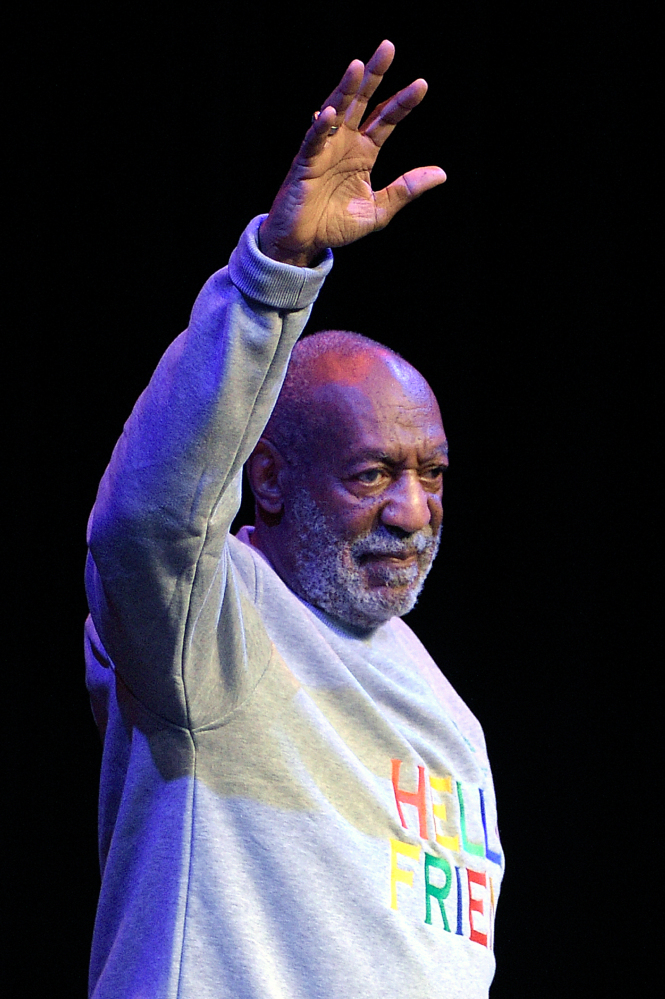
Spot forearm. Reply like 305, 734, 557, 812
86, 216, 332, 673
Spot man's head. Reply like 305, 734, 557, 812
247, 331, 448, 630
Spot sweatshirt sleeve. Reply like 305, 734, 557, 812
85, 215, 333, 727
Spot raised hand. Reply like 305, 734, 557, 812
259, 40, 446, 267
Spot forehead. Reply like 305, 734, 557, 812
308, 354, 447, 460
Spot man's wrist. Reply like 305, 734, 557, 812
258, 221, 320, 269
229, 216, 333, 311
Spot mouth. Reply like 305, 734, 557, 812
359, 551, 418, 565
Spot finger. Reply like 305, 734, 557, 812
361, 78, 429, 149
317, 58, 365, 123
297, 105, 339, 162
345, 39, 395, 130
373, 166, 447, 227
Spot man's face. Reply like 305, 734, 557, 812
278, 355, 448, 630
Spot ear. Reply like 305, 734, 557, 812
246, 438, 288, 517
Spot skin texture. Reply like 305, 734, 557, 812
248, 350, 448, 629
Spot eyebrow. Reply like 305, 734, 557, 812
347, 446, 450, 466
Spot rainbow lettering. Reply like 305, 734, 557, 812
389, 758, 502, 948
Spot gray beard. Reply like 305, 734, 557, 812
285, 488, 440, 630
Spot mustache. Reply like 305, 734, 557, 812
351, 526, 439, 559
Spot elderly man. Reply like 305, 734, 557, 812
85, 40, 503, 999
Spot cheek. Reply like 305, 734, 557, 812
327, 494, 383, 539
339, 507, 381, 540
312, 479, 378, 528
429, 495, 444, 528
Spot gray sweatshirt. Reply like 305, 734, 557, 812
85, 216, 504, 999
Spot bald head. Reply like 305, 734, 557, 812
262, 330, 439, 466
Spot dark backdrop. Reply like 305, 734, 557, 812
9, 2, 655, 995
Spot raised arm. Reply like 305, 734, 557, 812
85, 41, 445, 723
260, 39, 446, 266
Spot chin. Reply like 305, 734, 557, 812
285, 487, 438, 630
325, 579, 425, 631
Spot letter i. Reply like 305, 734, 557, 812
454, 865, 464, 936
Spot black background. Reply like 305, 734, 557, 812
8, 2, 656, 995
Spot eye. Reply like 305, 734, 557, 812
355, 468, 384, 484
421, 465, 446, 480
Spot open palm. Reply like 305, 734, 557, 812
260, 41, 446, 267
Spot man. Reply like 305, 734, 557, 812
85, 40, 503, 999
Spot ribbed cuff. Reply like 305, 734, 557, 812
229, 215, 334, 311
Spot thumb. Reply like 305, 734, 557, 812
374, 166, 447, 226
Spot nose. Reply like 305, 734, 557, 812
380, 471, 432, 535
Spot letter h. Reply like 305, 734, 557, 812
391, 759, 428, 840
